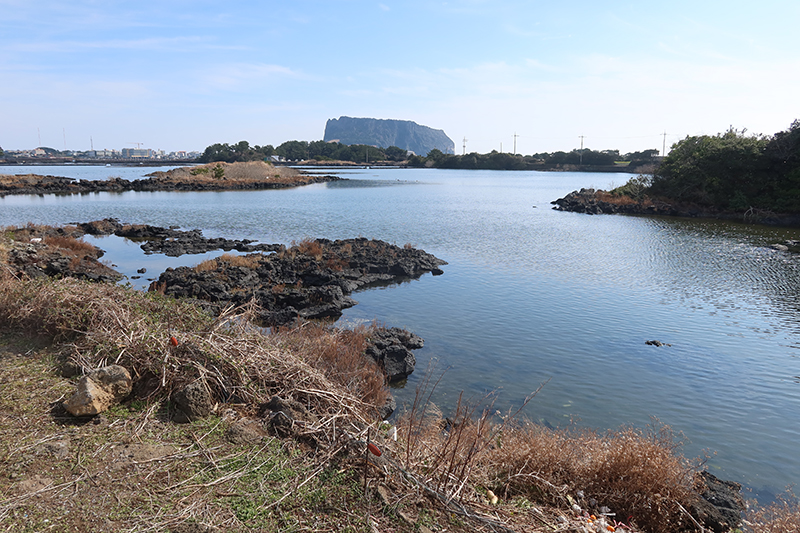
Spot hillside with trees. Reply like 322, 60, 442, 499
611, 121, 800, 214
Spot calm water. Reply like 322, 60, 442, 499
2, 166, 799, 501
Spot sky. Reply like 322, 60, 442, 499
1, 0, 798, 156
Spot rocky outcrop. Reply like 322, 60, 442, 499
149, 238, 447, 326
5, 240, 122, 283
691, 471, 745, 533
77, 219, 282, 257
551, 189, 685, 217
324, 116, 455, 156
365, 327, 424, 383
552, 188, 800, 226
63, 365, 132, 416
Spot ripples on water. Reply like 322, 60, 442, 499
2, 166, 800, 500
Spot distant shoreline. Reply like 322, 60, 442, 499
0, 161, 342, 196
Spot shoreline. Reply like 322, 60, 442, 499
3, 219, 788, 528
552, 187, 800, 227
0, 160, 342, 196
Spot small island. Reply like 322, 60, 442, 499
0, 161, 341, 196
553, 120, 800, 227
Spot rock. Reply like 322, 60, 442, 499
365, 327, 424, 382
5, 236, 122, 283
691, 471, 745, 533
36, 439, 70, 460
172, 379, 214, 423
225, 419, 267, 444
378, 393, 397, 420
260, 395, 318, 437
645, 340, 671, 347
150, 238, 447, 327
63, 365, 132, 416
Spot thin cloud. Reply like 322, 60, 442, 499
4, 36, 243, 54
199, 63, 309, 90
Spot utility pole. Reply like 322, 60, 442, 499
662, 131, 668, 156
513, 132, 519, 155
578, 135, 585, 165
462, 137, 468, 155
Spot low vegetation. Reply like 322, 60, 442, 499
2, 238, 799, 531
155, 160, 301, 185
612, 120, 800, 214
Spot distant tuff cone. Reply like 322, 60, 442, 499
323, 116, 455, 156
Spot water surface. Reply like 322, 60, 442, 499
2, 166, 799, 501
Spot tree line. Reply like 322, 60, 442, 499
408, 148, 659, 170
615, 120, 800, 213
198, 140, 408, 164
199, 139, 660, 170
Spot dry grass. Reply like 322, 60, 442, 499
293, 238, 324, 261
745, 493, 800, 532
0, 271, 385, 423
42, 235, 97, 257
2, 268, 778, 533
270, 322, 389, 413
595, 190, 656, 207
482, 423, 698, 533
193, 253, 264, 273
162, 161, 303, 185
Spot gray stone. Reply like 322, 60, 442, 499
172, 379, 214, 423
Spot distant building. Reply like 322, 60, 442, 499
122, 148, 152, 158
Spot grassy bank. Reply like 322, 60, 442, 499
1, 249, 798, 531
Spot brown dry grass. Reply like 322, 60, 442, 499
42, 235, 97, 257
0, 271, 385, 421
595, 190, 656, 207
481, 423, 698, 533
193, 253, 264, 273
293, 238, 324, 261
163, 161, 302, 185
745, 493, 800, 532
5, 267, 793, 532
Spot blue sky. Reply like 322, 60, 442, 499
1, 0, 798, 155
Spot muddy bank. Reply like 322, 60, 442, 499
0, 161, 342, 196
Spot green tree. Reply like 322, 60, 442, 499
384, 146, 408, 161
276, 140, 309, 161
651, 128, 768, 208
